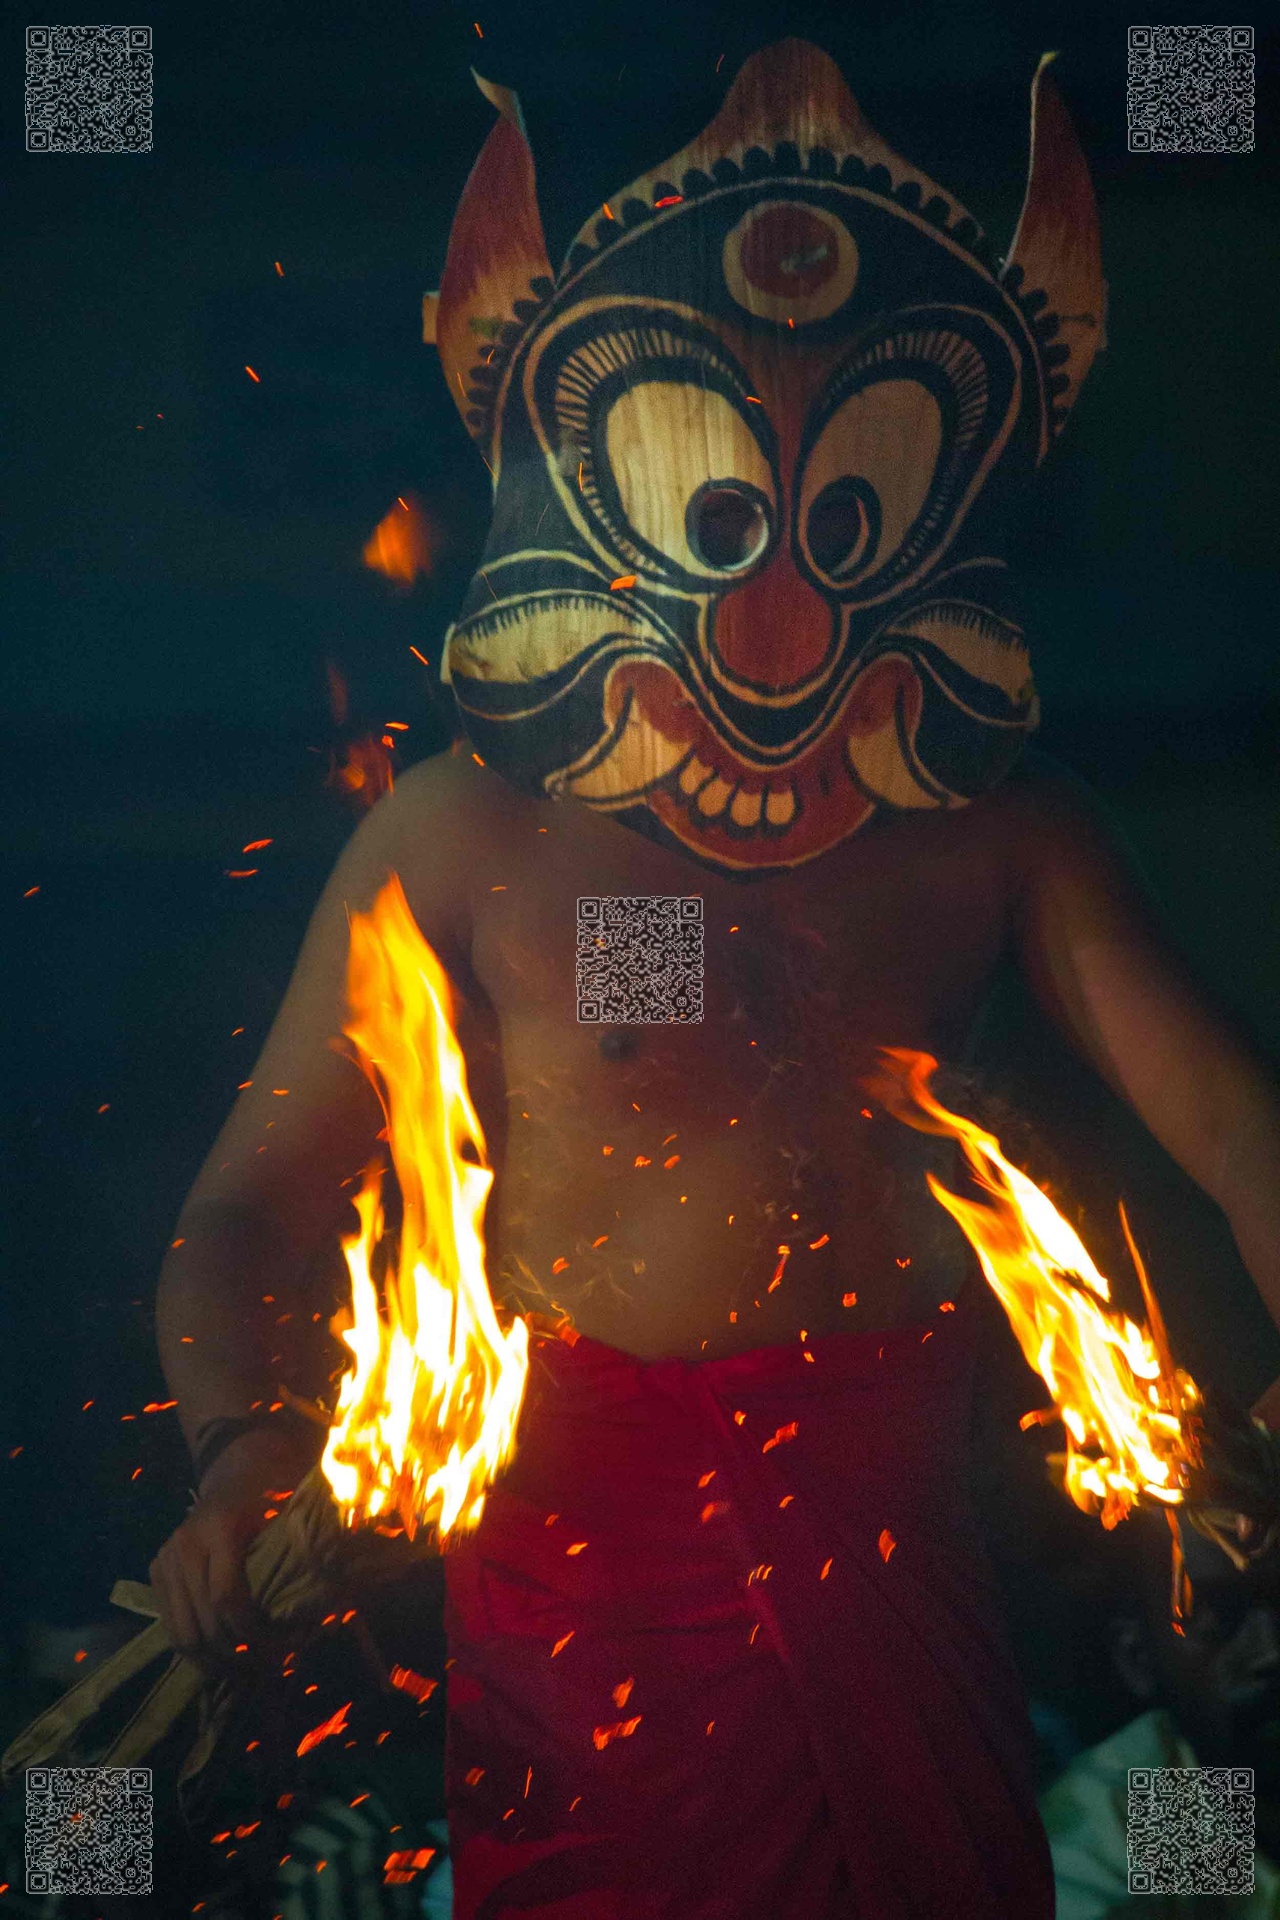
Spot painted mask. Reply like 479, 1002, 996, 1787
424, 39, 1106, 878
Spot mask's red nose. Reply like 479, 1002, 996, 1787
711, 544, 834, 689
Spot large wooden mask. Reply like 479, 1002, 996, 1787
424, 40, 1106, 878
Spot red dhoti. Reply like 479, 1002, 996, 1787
443, 1282, 1054, 1919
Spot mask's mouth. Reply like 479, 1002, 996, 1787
448, 573, 1035, 872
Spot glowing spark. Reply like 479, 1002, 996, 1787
592, 1716, 641, 1750
389, 1665, 437, 1703
297, 1702, 352, 1755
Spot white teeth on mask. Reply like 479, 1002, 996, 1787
844, 719, 942, 810
567, 726, 795, 836
679, 754, 713, 796
680, 756, 787, 832
696, 774, 734, 817
764, 785, 796, 827
561, 707, 686, 802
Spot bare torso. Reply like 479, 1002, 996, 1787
397, 750, 1019, 1361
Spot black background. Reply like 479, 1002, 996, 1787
3, 0, 1278, 1743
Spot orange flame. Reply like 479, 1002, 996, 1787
361, 494, 435, 587
868, 1050, 1203, 1531
324, 662, 395, 811
327, 736, 395, 809
321, 875, 529, 1541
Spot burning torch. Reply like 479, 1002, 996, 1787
868, 1049, 1280, 1618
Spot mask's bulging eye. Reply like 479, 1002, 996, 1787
805, 476, 879, 578
603, 379, 776, 581
686, 481, 770, 571
799, 376, 941, 591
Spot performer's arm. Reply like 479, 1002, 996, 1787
150, 752, 474, 1656
1009, 763, 1280, 1427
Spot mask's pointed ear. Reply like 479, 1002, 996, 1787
1002, 53, 1107, 449
429, 71, 553, 455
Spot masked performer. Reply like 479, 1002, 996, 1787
149, 39, 1280, 1919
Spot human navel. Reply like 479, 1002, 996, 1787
598, 1028, 641, 1062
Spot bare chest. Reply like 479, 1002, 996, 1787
444, 786, 1013, 1355
468, 793, 1010, 1068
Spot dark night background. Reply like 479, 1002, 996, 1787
2, 0, 1278, 1811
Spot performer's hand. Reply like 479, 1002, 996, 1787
1183, 1384, 1280, 1567
1249, 1371, 1280, 1434
148, 1426, 313, 1671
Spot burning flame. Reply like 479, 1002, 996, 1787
361, 494, 435, 587
324, 661, 395, 812
868, 1050, 1204, 1532
321, 874, 529, 1540
327, 735, 395, 809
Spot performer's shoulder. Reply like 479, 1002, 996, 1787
305, 746, 488, 941
388, 739, 543, 848
985, 749, 1139, 904
358, 742, 545, 955
997, 744, 1100, 804
990, 747, 1118, 838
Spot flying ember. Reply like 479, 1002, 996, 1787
321, 875, 529, 1540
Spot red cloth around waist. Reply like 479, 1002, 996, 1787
443, 1282, 1054, 1920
